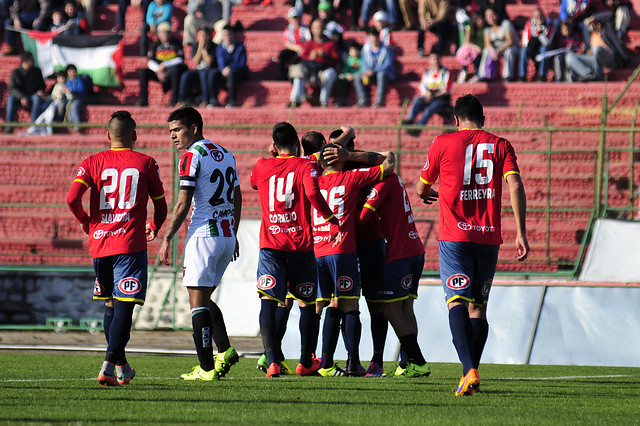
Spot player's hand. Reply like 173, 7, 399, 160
422, 189, 439, 205
81, 221, 89, 236
323, 145, 349, 165
268, 143, 278, 157
340, 126, 355, 141
159, 238, 171, 265
231, 237, 240, 261
331, 231, 343, 247
146, 223, 158, 241
515, 235, 529, 261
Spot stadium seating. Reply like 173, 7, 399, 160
1, 0, 639, 271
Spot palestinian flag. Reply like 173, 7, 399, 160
19, 29, 123, 87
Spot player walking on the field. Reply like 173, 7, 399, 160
416, 94, 529, 396
67, 110, 168, 387
251, 122, 341, 378
159, 107, 242, 381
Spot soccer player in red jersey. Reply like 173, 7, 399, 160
416, 94, 529, 395
313, 143, 396, 377
67, 111, 167, 387
360, 172, 436, 378
159, 107, 242, 381
251, 122, 341, 378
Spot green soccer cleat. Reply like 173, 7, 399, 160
256, 354, 268, 374
318, 363, 347, 377
181, 365, 219, 381
399, 362, 431, 378
385, 365, 406, 377
215, 347, 239, 378
280, 360, 295, 375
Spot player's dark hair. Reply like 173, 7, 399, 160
329, 129, 355, 150
272, 122, 298, 149
454, 94, 485, 127
318, 143, 340, 170
108, 110, 136, 139
167, 107, 203, 134
301, 131, 326, 155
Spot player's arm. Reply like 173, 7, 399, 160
506, 172, 529, 261
158, 188, 194, 265
146, 195, 168, 242
359, 181, 388, 224
415, 180, 439, 205
231, 185, 242, 261
380, 151, 395, 178
66, 180, 90, 235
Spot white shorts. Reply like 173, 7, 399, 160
182, 235, 235, 288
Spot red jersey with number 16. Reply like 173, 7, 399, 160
419, 129, 520, 245
251, 155, 335, 252
73, 148, 165, 258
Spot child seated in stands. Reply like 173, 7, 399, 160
334, 41, 362, 107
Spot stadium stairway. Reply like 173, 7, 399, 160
0, 0, 639, 271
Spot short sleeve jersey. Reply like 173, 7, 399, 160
364, 173, 424, 262
312, 166, 384, 257
179, 139, 240, 238
251, 155, 322, 252
420, 129, 520, 245
355, 185, 384, 242
74, 148, 165, 258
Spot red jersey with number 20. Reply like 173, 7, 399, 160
363, 173, 424, 262
74, 148, 165, 258
420, 129, 520, 245
251, 155, 335, 252
313, 166, 383, 257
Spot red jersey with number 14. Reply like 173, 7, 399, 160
420, 129, 520, 245
251, 155, 334, 252
73, 148, 165, 258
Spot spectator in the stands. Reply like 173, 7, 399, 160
402, 51, 451, 136
354, 27, 395, 107
560, 0, 590, 49
183, 0, 230, 54
334, 40, 361, 107
369, 10, 392, 46
478, 0, 506, 25
455, 9, 484, 83
278, 7, 310, 81
3, 52, 46, 133
4, 0, 52, 55
317, 0, 345, 52
178, 26, 218, 107
48, 71, 69, 122
113, 0, 149, 40
332, 0, 363, 29
288, 18, 340, 107
64, 64, 89, 131
398, 0, 418, 30
417, 0, 457, 56
477, 7, 519, 81
551, 20, 585, 81
212, 22, 249, 108
359, 0, 399, 30
137, 22, 187, 107
63, 0, 87, 34
49, 8, 68, 31
294, 0, 320, 20
570, 0, 631, 39
144, 0, 173, 54
518, 8, 556, 81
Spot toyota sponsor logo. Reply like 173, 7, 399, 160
408, 230, 419, 239
258, 275, 276, 290
458, 222, 473, 231
268, 225, 281, 235
401, 274, 413, 290
446, 274, 470, 290
296, 282, 315, 297
93, 227, 126, 239
314, 236, 323, 244
481, 279, 492, 296
118, 277, 141, 295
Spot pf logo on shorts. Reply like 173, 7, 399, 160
258, 275, 276, 290
481, 279, 492, 296
296, 282, 315, 297
337, 276, 354, 292
401, 274, 413, 290
118, 277, 141, 295
446, 274, 470, 290
93, 279, 104, 296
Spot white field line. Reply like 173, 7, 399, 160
0, 374, 634, 384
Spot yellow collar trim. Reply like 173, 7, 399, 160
111, 148, 132, 151
459, 128, 481, 131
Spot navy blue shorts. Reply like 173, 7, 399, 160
357, 238, 386, 300
438, 241, 499, 305
93, 251, 148, 305
380, 253, 424, 302
257, 248, 317, 305
316, 252, 360, 302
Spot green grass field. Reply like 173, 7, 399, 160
1, 353, 639, 424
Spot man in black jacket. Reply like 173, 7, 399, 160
3, 52, 46, 133
4, 0, 51, 55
